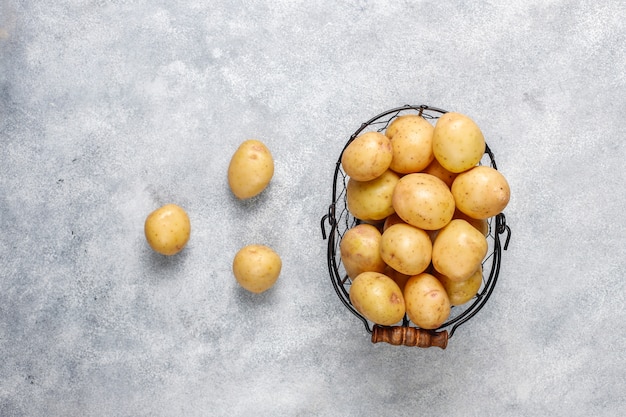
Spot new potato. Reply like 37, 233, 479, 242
232, 244, 282, 294
144, 204, 191, 256
387, 116, 435, 174
347, 169, 400, 221
341, 131, 393, 181
432, 112, 485, 173
432, 219, 487, 282
380, 223, 432, 276
452, 165, 511, 219
349, 271, 406, 326
435, 266, 483, 306
228, 139, 274, 199
403, 273, 451, 329
340, 224, 387, 279
392, 173, 455, 230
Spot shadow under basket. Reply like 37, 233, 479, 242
321, 104, 512, 349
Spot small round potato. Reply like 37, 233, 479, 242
380, 223, 432, 276
432, 112, 485, 173
421, 157, 458, 188
341, 131, 393, 181
340, 224, 387, 279
349, 271, 406, 326
453, 208, 489, 237
385, 114, 427, 139
451, 165, 511, 220
233, 244, 282, 294
347, 169, 400, 221
403, 273, 451, 330
388, 116, 435, 174
228, 139, 274, 199
432, 219, 487, 282
435, 266, 483, 306
384, 265, 411, 292
392, 173, 455, 230
144, 204, 191, 256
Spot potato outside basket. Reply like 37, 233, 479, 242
321, 104, 511, 349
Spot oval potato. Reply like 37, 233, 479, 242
435, 266, 483, 306
432, 112, 485, 173
349, 271, 406, 326
341, 131, 393, 181
144, 204, 191, 256
432, 219, 487, 282
380, 223, 432, 276
421, 157, 458, 188
392, 173, 455, 230
340, 224, 387, 279
388, 116, 435, 174
403, 273, 451, 329
228, 139, 274, 199
347, 170, 400, 221
232, 244, 282, 294
452, 165, 511, 219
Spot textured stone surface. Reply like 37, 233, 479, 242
1, 1, 625, 416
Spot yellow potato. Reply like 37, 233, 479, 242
452, 165, 511, 219
435, 266, 483, 306
432, 112, 485, 173
349, 271, 406, 326
232, 244, 282, 293
388, 116, 434, 174
228, 139, 274, 199
340, 224, 387, 279
385, 114, 427, 139
391, 173, 455, 230
421, 157, 458, 188
384, 265, 411, 292
347, 169, 400, 221
403, 273, 451, 329
432, 219, 487, 282
380, 223, 432, 276
144, 204, 191, 256
341, 131, 393, 181
382, 212, 405, 231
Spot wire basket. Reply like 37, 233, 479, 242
321, 104, 511, 348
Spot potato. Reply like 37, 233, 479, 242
385, 114, 425, 139
380, 223, 432, 276
349, 271, 406, 326
435, 266, 483, 306
232, 244, 282, 293
451, 165, 511, 219
228, 139, 274, 199
347, 169, 400, 221
392, 173, 455, 230
453, 208, 489, 236
432, 112, 485, 173
382, 212, 405, 231
341, 131, 393, 181
144, 204, 191, 256
421, 157, 458, 188
340, 224, 387, 279
403, 273, 451, 329
384, 265, 411, 292
432, 219, 487, 282
388, 116, 434, 174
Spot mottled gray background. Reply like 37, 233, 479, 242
1, 1, 625, 416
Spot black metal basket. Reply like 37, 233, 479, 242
321, 104, 511, 348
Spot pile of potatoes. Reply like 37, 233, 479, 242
340, 111, 510, 330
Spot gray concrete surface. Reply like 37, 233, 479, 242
1, 1, 625, 416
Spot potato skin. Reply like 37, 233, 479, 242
228, 139, 274, 199
341, 131, 393, 181
432, 219, 487, 282
388, 116, 435, 174
432, 112, 485, 173
144, 204, 191, 256
340, 224, 387, 279
349, 271, 406, 326
435, 266, 483, 306
347, 170, 400, 221
392, 173, 455, 230
452, 165, 511, 219
233, 244, 282, 294
403, 273, 451, 329
380, 223, 432, 276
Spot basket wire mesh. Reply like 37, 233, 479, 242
321, 104, 511, 347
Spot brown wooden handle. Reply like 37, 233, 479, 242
371, 325, 448, 349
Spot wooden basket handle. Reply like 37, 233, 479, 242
371, 325, 448, 349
